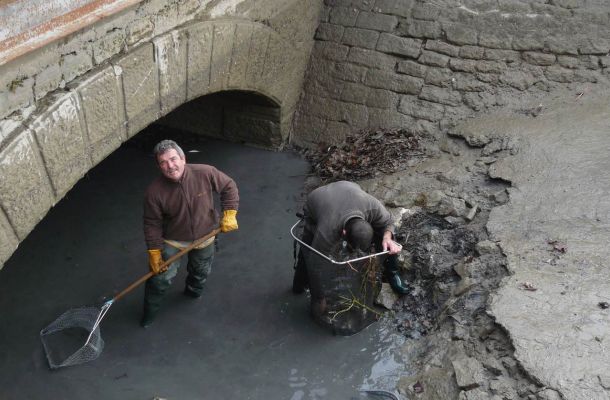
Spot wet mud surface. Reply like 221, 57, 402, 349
0, 131, 407, 400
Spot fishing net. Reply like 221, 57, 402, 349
40, 301, 112, 369
305, 244, 383, 336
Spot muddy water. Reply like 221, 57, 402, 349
0, 136, 406, 399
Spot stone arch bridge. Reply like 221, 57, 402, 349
0, 0, 322, 267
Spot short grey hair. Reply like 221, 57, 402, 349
153, 139, 185, 159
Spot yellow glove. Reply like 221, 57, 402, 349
220, 210, 238, 232
147, 249, 167, 274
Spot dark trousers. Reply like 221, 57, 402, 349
143, 243, 215, 316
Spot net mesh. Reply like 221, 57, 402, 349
305, 244, 383, 336
40, 306, 106, 369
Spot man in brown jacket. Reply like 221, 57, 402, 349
141, 139, 239, 327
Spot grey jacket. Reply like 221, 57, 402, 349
303, 180, 394, 255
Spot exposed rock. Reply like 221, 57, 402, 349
452, 356, 486, 390
375, 283, 399, 310
475, 240, 500, 255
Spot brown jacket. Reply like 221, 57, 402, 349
143, 164, 239, 249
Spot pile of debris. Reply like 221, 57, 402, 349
302, 128, 423, 182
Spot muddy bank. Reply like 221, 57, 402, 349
298, 87, 610, 399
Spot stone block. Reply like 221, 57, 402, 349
373, 0, 414, 18
154, 29, 189, 116
323, 120, 351, 144
366, 88, 398, 108
544, 36, 579, 55
315, 23, 345, 42
399, 19, 442, 39
93, 29, 127, 64
557, 55, 578, 69
398, 97, 444, 121
478, 31, 513, 50
333, 63, 367, 82
355, 12, 398, 32
340, 101, 368, 128
512, 36, 544, 51
34, 64, 63, 100
329, 7, 359, 26
412, 3, 440, 21
347, 47, 396, 70
315, 41, 350, 62
459, 46, 485, 60
377, 33, 422, 58
449, 59, 477, 73
475, 61, 505, 74
425, 67, 453, 87
484, 49, 520, 63
522, 51, 556, 66
0, 209, 18, 268
262, 34, 292, 102
126, 17, 154, 46
0, 132, 54, 240
342, 28, 379, 50
419, 85, 462, 106
72, 65, 126, 166
425, 40, 460, 57
365, 70, 423, 94
444, 24, 478, 46
228, 24, 254, 90
0, 76, 35, 119
28, 93, 90, 199
453, 73, 488, 92
340, 82, 368, 104
367, 108, 413, 129
578, 37, 610, 55
61, 48, 94, 83
178, 0, 200, 16
419, 51, 449, 67
209, 22, 235, 93
187, 23, 214, 100
397, 60, 427, 78
115, 43, 160, 136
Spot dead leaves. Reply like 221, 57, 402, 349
302, 128, 422, 182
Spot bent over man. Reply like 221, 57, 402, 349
141, 140, 239, 328
292, 181, 408, 326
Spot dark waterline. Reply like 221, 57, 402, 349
0, 137, 404, 399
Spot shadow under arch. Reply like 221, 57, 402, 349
152, 90, 282, 149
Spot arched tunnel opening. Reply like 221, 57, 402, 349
148, 90, 282, 149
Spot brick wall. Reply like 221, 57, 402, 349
292, 0, 610, 147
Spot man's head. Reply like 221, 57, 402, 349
154, 140, 186, 182
344, 218, 373, 252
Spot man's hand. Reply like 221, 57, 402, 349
220, 210, 239, 232
148, 249, 167, 274
382, 231, 402, 255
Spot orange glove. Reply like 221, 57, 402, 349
147, 249, 167, 274
220, 210, 238, 232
